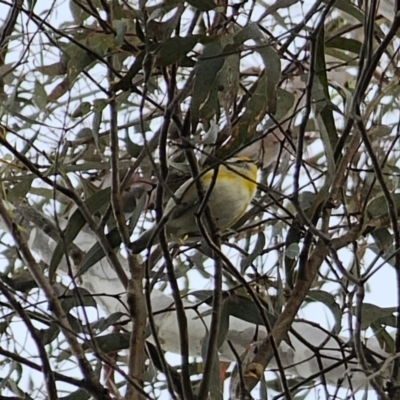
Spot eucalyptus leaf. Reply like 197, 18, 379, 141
60, 388, 90, 400
82, 332, 131, 353
240, 232, 265, 274
155, 35, 200, 67
61, 287, 97, 313
49, 188, 112, 282
186, 0, 215, 11
307, 290, 342, 333
76, 228, 122, 277
360, 303, 397, 330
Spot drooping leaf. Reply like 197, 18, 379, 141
191, 290, 276, 328
186, 0, 215, 11
240, 232, 265, 274
90, 312, 127, 333
60, 388, 90, 400
200, 332, 222, 400
360, 303, 397, 330
284, 226, 301, 289
264, 0, 300, 15
33, 80, 48, 111
76, 193, 147, 276
36, 323, 60, 346
61, 287, 97, 313
370, 322, 395, 354
114, 19, 128, 47
125, 131, 143, 157
82, 332, 131, 353
7, 178, 34, 203
75, 227, 122, 277
315, 25, 338, 155
326, 37, 362, 55
36, 62, 66, 76
71, 102, 91, 118
111, 51, 145, 92
367, 193, 400, 219
235, 23, 281, 113
223, 74, 271, 156
0, 270, 38, 292
49, 187, 112, 282
371, 227, 394, 252
191, 38, 227, 129
306, 290, 342, 333
69, 0, 90, 24
332, 0, 366, 23
226, 294, 277, 328
155, 35, 200, 67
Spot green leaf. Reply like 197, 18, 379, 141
191, 38, 226, 129
76, 227, 122, 277
49, 188, 112, 282
186, 0, 215, 11
76, 193, 147, 276
371, 227, 393, 252
284, 226, 301, 288
297, 191, 316, 212
65, 45, 95, 82
218, 299, 230, 348
90, 312, 126, 333
315, 25, 338, 151
360, 303, 397, 330
124, 131, 143, 157
367, 243, 396, 268
60, 388, 90, 400
240, 232, 265, 274
92, 109, 102, 146
264, 0, 300, 15
36, 62, 66, 76
191, 33, 240, 130
307, 290, 342, 333
36, 323, 60, 346
111, 51, 145, 92
314, 113, 336, 182
61, 287, 97, 312
155, 35, 200, 67
135, 20, 146, 43
71, 102, 91, 118
235, 23, 281, 114
82, 332, 131, 353
7, 178, 34, 203
370, 323, 395, 354
114, 19, 128, 47
326, 37, 362, 55
226, 294, 277, 328
330, 0, 365, 23
367, 193, 400, 219
69, 0, 90, 24
226, 73, 272, 155
33, 80, 47, 111
285, 242, 299, 259
0, 270, 38, 292
200, 333, 222, 399
274, 88, 295, 121
255, 47, 280, 115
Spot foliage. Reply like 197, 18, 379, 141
0, 0, 400, 399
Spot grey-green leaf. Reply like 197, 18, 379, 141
49, 188, 112, 281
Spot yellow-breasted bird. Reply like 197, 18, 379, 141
128, 156, 258, 253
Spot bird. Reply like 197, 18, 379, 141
128, 156, 258, 253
